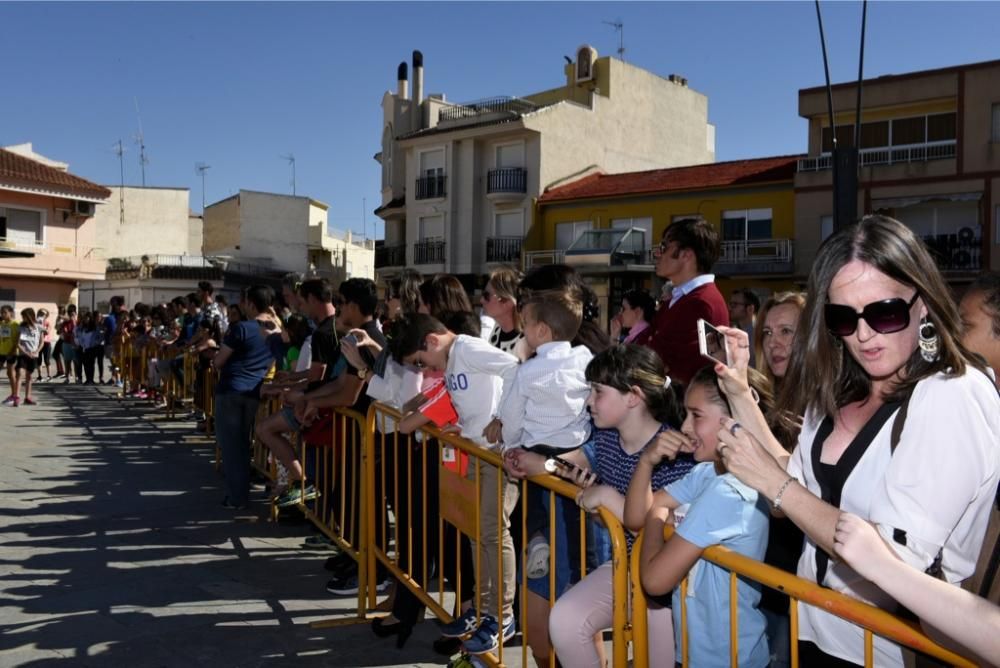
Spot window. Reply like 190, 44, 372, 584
722, 209, 772, 241
992, 104, 1000, 143
821, 125, 856, 153
556, 221, 592, 250
0, 289, 14, 303
381, 125, 393, 187
820, 215, 834, 241
611, 217, 653, 248
927, 113, 957, 142
495, 143, 524, 169
860, 121, 889, 149
419, 148, 445, 177
891, 116, 926, 145
419, 214, 444, 240
495, 210, 524, 237
0, 206, 43, 245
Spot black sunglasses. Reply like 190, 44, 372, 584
824, 293, 920, 337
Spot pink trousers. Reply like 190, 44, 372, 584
549, 561, 675, 668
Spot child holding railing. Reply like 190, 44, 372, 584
389, 312, 519, 656
624, 364, 773, 668
505, 344, 692, 668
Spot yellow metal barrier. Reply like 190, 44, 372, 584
299, 407, 373, 627
629, 527, 977, 668
367, 402, 632, 668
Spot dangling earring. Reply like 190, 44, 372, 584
918, 317, 940, 363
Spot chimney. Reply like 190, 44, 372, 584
397, 61, 409, 100
412, 50, 424, 106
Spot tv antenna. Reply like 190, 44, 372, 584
195, 162, 211, 211
133, 97, 149, 186
113, 140, 126, 225
603, 20, 625, 61
280, 153, 296, 196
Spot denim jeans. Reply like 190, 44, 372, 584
215, 391, 260, 506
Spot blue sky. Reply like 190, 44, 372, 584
2, 2, 998, 240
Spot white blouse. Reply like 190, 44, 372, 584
787, 368, 1000, 667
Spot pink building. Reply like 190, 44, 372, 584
0, 145, 110, 315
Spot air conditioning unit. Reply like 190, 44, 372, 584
73, 200, 96, 217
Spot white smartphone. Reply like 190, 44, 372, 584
697, 318, 731, 367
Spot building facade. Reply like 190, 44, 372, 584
203, 189, 374, 284
795, 58, 1000, 282
374, 47, 716, 285
92, 185, 200, 260
533, 155, 800, 321
0, 144, 110, 315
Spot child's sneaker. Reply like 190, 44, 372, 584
23, 397, 37, 406
463, 615, 515, 655
2, 395, 15, 406
526, 534, 550, 579
437, 607, 479, 638
12, 396, 21, 408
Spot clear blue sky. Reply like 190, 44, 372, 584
2, 2, 998, 241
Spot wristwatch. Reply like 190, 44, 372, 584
356, 367, 370, 381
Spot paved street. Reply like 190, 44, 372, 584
0, 384, 457, 668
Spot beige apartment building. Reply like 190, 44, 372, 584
374, 46, 716, 284
0, 144, 110, 314
795, 58, 1000, 280
203, 189, 374, 284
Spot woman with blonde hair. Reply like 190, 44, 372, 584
482, 265, 523, 354
754, 291, 807, 388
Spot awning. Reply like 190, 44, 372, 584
872, 192, 982, 210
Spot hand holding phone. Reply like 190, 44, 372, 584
697, 318, 731, 367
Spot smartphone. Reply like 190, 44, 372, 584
341, 333, 358, 346
697, 318, 731, 367
544, 455, 600, 484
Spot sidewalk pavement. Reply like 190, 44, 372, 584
0, 384, 472, 668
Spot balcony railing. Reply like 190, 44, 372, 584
414, 238, 446, 264
439, 96, 540, 123
486, 236, 523, 263
923, 231, 981, 271
487, 168, 527, 195
375, 243, 406, 268
713, 239, 794, 275
524, 249, 566, 270
798, 140, 957, 172
415, 174, 446, 200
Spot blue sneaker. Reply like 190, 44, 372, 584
463, 615, 515, 655
437, 607, 479, 638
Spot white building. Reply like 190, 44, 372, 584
203, 189, 374, 284
374, 47, 716, 282
92, 185, 200, 260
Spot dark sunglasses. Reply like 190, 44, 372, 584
824, 292, 920, 337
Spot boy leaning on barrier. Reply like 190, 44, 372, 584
390, 312, 519, 655
487, 288, 592, 581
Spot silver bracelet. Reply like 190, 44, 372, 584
772, 476, 796, 511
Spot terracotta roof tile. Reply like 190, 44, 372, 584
0, 148, 111, 200
539, 155, 803, 204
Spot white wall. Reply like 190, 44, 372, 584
238, 191, 310, 272
93, 187, 195, 259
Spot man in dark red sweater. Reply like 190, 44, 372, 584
644, 217, 730, 386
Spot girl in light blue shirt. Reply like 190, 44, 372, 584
626, 364, 772, 668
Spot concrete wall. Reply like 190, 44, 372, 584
202, 195, 241, 255
188, 215, 204, 255
93, 187, 194, 260
0, 276, 76, 319
237, 191, 310, 272
77, 278, 240, 314
961, 63, 1000, 174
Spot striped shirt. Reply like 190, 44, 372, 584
585, 426, 695, 552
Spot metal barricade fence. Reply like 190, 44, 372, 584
629, 528, 977, 668
366, 402, 632, 668
297, 407, 373, 626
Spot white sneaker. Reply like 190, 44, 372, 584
526, 534, 550, 579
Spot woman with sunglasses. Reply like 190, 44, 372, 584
712, 215, 1000, 667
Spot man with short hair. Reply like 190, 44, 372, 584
729, 288, 760, 367
644, 217, 729, 386
197, 281, 228, 333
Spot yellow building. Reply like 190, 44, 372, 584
531, 155, 802, 319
